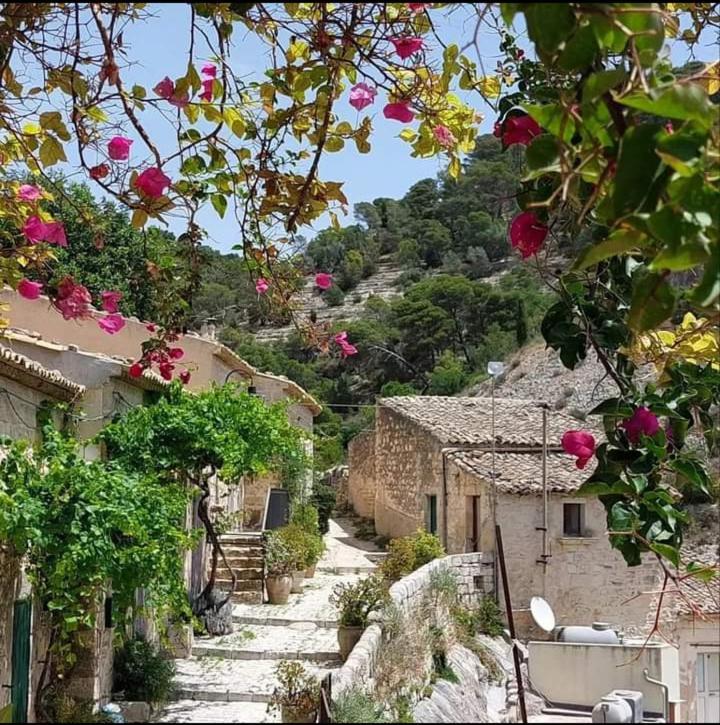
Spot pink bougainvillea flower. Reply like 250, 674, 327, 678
200, 78, 214, 102
22, 215, 47, 243
169, 91, 190, 109
255, 277, 270, 295
17, 278, 43, 300
433, 124, 456, 148
498, 114, 542, 146
562, 430, 596, 470
43, 221, 67, 247
408, 3, 432, 13
129, 362, 144, 378
509, 211, 548, 259
154, 76, 175, 99
201, 63, 217, 78
89, 163, 110, 180
108, 136, 133, 161
17, 184, 42, 201
101, 290, 122, 313
315, 272, 333, 290
169, 347, 184, 360
383, 102, 415, 123
97, 313, 125, 335
135, 168, 172, 198
349, 82, 377, 111
146, 323, 157, 332
179, 369, 191, 385
159, 362, 174, 381
54, 277, 92, 320
390, 36, 424, 60
334, 331, 358, 358
622, 407, 660, 445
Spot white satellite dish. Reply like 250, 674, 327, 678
487, 361, 505, 377
530, 596, 556, 633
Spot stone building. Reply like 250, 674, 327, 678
348, 396, 662, 637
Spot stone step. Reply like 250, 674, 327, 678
217, 579, 263, 593
231, 591, 263, 605
223, 557, 264, 569
216, 568, 263, 581
219, 534, 264, 545
158, 699, 278, 723
316, 564, 377, 576
171, 658, 339, 704
192, 623, 341, 663
222, 546, 264, 557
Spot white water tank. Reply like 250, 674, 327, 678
556, 622, 619, 644
592, 694, 633, 723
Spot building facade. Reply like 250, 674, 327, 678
348, 396, 662, 638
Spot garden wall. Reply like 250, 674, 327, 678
331, 552, 494, 698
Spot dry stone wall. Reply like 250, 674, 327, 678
346, 430, 376, 519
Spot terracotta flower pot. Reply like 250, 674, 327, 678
337, 624, 364, 661
304, 563, 316, 579
266, 574, 292, 604
291, 570, 305, 594
281, 705, 317, 723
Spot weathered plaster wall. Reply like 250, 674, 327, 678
0, 375, 46, 441
347, 429, 376, 519
0, 552, 21, 713
495, 493, 661, 638
374, 408, 443, 541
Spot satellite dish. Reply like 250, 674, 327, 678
530, 596, 556, 633
487, 361, 505, 377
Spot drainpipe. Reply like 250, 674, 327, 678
535, 404, 550, 579
644, 668, 670, 722
442, 452, 449, 550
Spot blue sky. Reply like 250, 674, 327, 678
116, 4, 502, 251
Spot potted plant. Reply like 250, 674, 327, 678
330, 574, 388, 661
267, 660, 319, 723
304, 533, 325, 579
290, 503, 325, 578
265, 530, 293, 604
277, 524, 314, 593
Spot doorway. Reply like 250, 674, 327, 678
465, 495, 481, 552
697, 650, 720, 722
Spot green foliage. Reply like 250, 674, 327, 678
0, 427, 191, 670
44, 689, 112, 724
330, 574, 388, 627
428, 351, 468, 395
113, 637, 176, 704
274, 524, 324, 570
451, 596, 505, 639
379, 530, 445, 583
323, 283, 346, 307
290, 502, 320, 535
310, 480, 336, 535
267, 661, 319, 717
264, 529, 295, 576
332, 687, 388, 723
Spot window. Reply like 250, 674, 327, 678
426, 495, 438, 535
563, 503, 585, 537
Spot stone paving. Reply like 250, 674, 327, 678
157, 519, 380, 724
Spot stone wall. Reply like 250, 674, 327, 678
332, 552, 494, 698
347, 429, 376, 519
0, 375, 47, 441
374, 408, 442, 541
495, 492, 661, 639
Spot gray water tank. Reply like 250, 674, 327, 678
592, 695, 633, 723
611, 690, 644, 723
556, 622, 619, 644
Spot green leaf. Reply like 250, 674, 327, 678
39, 136, 67, 167
669, 458, 710, 497
573, 228, 647, 270
649, 243, 709, 272
525, 4, 576, 57
689, 242, 720, 308
211, 193, 227, 218
628, 271, 677, 332
608, 501, 636, 533
619, 84, 714, 129
525, 134, 560, 171
613, 124, 663, 217
650, 543, 680, 568
588, 398, 634, 417
526, 104, 576, 144
583, 69, 627, 102
557, 24, 598, 71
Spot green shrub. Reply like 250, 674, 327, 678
476, 596, 505, 637
330, 574, 388, 627
113, 637, 175, 704
290, 502, 320, 535
274, 524, 320, 570
380, 530, 445, 583
332, 687, 388, 723
44, 688, 113, 724
311, 480, 336, 534
265, 529, 294, 575
324, 284, 346, 306
267, 660, 319, 718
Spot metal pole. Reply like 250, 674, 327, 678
542, 405, 548, 582
496, 524, 528, 724
491, 377, 498, 598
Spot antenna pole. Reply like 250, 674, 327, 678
496, 524, 528, 724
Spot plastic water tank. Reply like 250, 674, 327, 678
611, 690, 644, 723
592, 695, 633, 723
556, 622, 619, 644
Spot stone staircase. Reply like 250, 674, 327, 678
216, 532, 264, 605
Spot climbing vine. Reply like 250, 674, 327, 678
0, 422, 192, 719
99, 382, 306, 613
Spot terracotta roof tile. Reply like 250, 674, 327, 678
0, 343, 85, 400
448, 450, 586, 495
380, 396, 586, 447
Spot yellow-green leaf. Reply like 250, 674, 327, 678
131, 209, 148, 229
39, 136, 67, 167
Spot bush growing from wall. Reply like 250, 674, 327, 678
380, 530, 445, 583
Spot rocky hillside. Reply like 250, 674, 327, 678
253, 258, 404, 343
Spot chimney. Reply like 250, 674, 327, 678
200, 322, 217, 340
